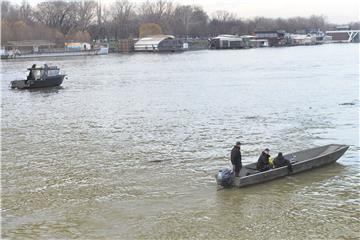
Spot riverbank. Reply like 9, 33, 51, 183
1, 47, 109, 59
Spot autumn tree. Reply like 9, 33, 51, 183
139, 23, 163, 38
66, 30, 91, 42
1, 20, 14, 44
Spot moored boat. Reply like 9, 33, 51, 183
216, 144, 349, 188
10, 64, 66, 89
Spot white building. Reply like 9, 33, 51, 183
290, 34, 316, 45
134, 35, 183, 52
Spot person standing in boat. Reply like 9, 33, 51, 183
27, 64, 36, 80
257, 148, 271, 171
231, 141, 242, 177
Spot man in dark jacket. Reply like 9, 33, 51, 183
257, 148, 271, 172
231, 141, 242, 177
274, 152, 293, 172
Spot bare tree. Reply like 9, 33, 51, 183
34, 1, 78, 35
173, 5, 193, 37
91, 2, 113, 40
138, 1, 156, 23
188, 6, 208, 37
76, 1, 97, 32
171, 5, 208, 38
111, 0, 135, 39
308, 15, 326, 30
212, 10, 237, 22
20, 0, 34, 24
1, 1, 21, 22
208, 10, 239, 36
138, 0, 174, 28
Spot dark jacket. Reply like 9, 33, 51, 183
274, 154, 287, 168
231, 146, 242, 167
257, 152, 271, 172
274, 153, 293, 172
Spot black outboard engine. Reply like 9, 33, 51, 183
216, 168, 233, 187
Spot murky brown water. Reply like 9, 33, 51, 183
1, 44, 359, 239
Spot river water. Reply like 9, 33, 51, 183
1, 44, 359, 239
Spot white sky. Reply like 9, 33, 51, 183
180, 0, 360, 23
14, 0, 360, 24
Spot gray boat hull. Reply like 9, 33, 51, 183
217, 144, 349, 188
11, 75, 65, 89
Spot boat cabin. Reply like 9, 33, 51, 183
27, 64, 60, 80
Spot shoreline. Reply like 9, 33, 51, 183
2, 42, 358, 60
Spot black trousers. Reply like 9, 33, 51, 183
233, 163, 242, 176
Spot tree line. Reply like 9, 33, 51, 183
1, 0, 360, 44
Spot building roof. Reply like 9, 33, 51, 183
240, 35, 255, 39
336, 25, 350, 30
135, 35, 174, 46
255, 30, 286, 34
6, 40, 56, 47
326, 30, 360, 33
290, 34, 312, 40
212, 34, 243, 41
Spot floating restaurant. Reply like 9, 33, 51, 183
254, 30, 289, 47
134, 35, 185, 52
209, 35, 247, 49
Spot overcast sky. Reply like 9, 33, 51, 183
15, 0, 360, 24
175, 0, 360, 23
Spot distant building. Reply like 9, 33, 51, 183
336, 25, 351, 31
2, 40, 108, 58
239, 35, 255, 48
134, 35, 184, 52
249, 39, 269, 48
183, 38, 209, 50
65, 42, 91, 51
5, 40, 56, 55
325, 29, 360, 43
254, 31, 289, 47
118, 39, 135, 53
308, 30, 332, 44
290, 34, 316, 45
209, 35, 246, 49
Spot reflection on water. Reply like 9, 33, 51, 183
1, 44, 359, 239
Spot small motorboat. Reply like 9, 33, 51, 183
10, 64, 66, 89
216, 144, 349, 188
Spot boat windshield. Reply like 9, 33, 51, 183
32, 70, 42, 80
47, 69, 59, 77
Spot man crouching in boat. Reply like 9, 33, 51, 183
274, 152, 293, 172
257, 148, 271, 172
231, 141, 242, 177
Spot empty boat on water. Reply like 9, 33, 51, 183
10, 64, 66, 89
216, 144, 349, 188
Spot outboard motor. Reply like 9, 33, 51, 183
216, 168, 233, 187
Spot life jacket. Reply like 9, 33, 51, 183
269, 156, 274, 168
